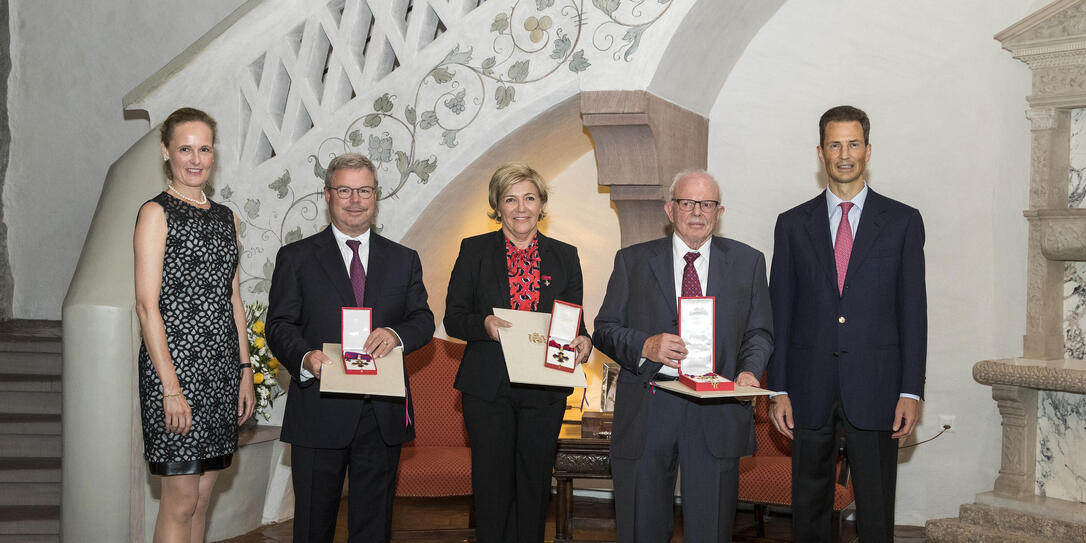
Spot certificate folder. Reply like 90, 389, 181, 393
493, 307, 588, 388
318, 343, 405, 397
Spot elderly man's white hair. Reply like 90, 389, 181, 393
667, 170, 723, 201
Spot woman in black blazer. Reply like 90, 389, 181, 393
444, 162, 591, 543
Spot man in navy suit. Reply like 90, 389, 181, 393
594, 171, 773, 542
767, 106, 927, 542
267, 153, 434, 543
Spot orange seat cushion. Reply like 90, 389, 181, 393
396, 445, 473, 497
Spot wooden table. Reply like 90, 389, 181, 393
553, 421, 612, 542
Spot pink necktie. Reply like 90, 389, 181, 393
681, 252, 702, 297
345, 240, 366, 306
834, 202, 854, 295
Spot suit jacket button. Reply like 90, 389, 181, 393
838, 316, 846, 324
833, 351, 840, 357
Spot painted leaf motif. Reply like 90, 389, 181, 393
593, 0, 620, 15
430, 66, 454, 84
495, 85, 516, 109
492, 12, 509, 32
244, 198, 261, 220
481, 56, 496, 76
418, 110, 439, 130
309, 155, 326, 180
268, 170, 291, 199
395, 151, 410, 177
536, 0, 555, 8
444, 89, 467, 115
622, 26, 646, 61
363, 114, 382, 128
508, 60, 530, 82
263, 258, 275, 279
374, 93, 394, 113
237, 221, 247, 237
284, 227, 302, 245
551, 35, 571, 60
220, 186, 233, 200
368, 134, 393, 163
405, 105, 416, 126
568, 50, 591, 72
411, 158, 437, 183
348, 130, 364, 146
441, 129, 459, 148
252, 279, 271, 294
442, 44, 472, 65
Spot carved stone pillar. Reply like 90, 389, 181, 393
991, 384, 1038, 499
1023, 107, 1071, 359
581, 91, 708, 248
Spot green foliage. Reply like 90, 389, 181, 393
508, 60, 530, 82
495, 85, 516, 109
268, 170, 291, 199
551, 35, 571, 60
569, 50, 591, 72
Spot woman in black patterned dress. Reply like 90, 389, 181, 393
134, 107, 255, 543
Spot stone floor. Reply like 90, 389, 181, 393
216, 496, 927, 542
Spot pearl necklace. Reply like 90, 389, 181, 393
168, 184, 208, 205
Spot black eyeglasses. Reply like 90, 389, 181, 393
327, 186, 377, 199
672, 199, 720, 212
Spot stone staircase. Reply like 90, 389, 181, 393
925, 502, 1086, 542
0, 320, 62, 543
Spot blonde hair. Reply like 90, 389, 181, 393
487, 162, 548, 221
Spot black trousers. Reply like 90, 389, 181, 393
610, 388, 741, 543
290, 401, 402, 543
791, 398, 898, 543
461, 388, 566, 543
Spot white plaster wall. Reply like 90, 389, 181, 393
6, 0, 244, 319
708, 0, 1034, 525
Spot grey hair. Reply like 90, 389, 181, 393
324, 153, 379, 188
667, 169, 723, 201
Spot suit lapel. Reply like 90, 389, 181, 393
313, 227, 357, 307
364, 233, 390, 308
489, 230, 512, 311
845, 189, 887, 287
705, 236, 733, 300
538, 233, 557, 311
649, 239, 677, 318
802, 193, 838, 291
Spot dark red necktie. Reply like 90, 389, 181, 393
681, 251, 702, 297
834, 202, 854, 295
345, 240, 366, 306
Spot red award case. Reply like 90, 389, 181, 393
543, 300, 581, 373
677, 296, 733, 392
341, 307, 377, 375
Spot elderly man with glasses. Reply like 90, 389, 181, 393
594, 170, 773, 542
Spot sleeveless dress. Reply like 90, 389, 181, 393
138, 192, 241, 475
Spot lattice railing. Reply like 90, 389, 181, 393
237, 0, 488, 167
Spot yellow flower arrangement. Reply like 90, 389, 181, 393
245, 302, 285, 421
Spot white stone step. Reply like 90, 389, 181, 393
0, 435, 61, 458
0, 482, 59, 506
0, 391, 61, 415
0, 458, 61, 483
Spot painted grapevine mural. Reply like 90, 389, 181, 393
218, 0, 673, 299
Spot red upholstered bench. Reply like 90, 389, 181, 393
737, 376, 855, 538
395, 338, 472, 498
